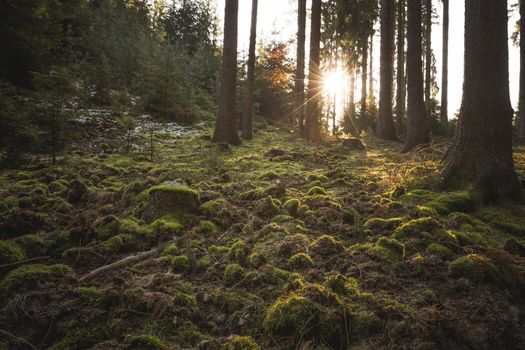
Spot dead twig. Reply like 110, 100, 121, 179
0, 256, 50, 269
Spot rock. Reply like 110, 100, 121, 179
342, 138, 365, 150
142, 185, 200, 222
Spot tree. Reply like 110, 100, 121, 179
424, 0, 432, 119
396, 0, 407, 134
440, 0, 449, 133
404, 0, 429, 152
212, 0, 241, 145
519, 0, 525, 141
376, 0, 397, 140
442, 0, 520, 200
295, 0, 307, 133
241, 0, 258, 140
360, 27, 369, 125
305, 0, 322, 142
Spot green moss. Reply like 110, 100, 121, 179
48, 179, 69, 193
368, 237, 405, 262
160, 243, 180, 257
0, 240, 26, 265
171, 255, 191, 272
363, 217, 404, 231
150, 217, 183, 237
310, 235, 345, 256
75, 286, 108, 306
14, 234, 46, 256
428, 192, 473, 215
306, 173, 330, 183
2, 196, 19, 211
324, 272, 359, 296
127, 335, 165, 350
342, 209, 357, 224
352, 311, 382, 337
288, 252, 313, 269
257, 171, 280, 180
148, 185, 199, 199
307, 186, 326, 195
284, 198, 300, 217
227, 240, 250, 265
448, 254, 498, 283
477, 207, 525, 237
224, 263, 245, 286
263, 294, 317, 335
426, 243, 454, 259
200, 198, 229, 217
198, 220, 219, 235
94, 215, 120, 240
223, 336, 259, 350
0, 263, 74, 291
393, 217, 440, 239
172, 292, 197, 309
102, 234, 135, 253
240, 187, 266, 200
144, 185, 200, 221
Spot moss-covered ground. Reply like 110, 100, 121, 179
1, 119, 525, 349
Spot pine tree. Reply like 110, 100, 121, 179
305, 0, 322, 142
241, 0, 258, 140
295, 0, 307, 133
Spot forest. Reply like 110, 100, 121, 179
1, 0, 525, 349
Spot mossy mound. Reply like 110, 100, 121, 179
393, 217, 441, 239
428, 192, 473, 215
222, 336, 259, 350
198, 220, 219, 235
149, 216, 183, 237
284, 198, 301, 217
288, 252, 314, 269
0, 263, 74, 291
363, 217, 404, 231
368, 237, 405, 262
224, 263, 245, 286
0, 240, 26, 265
143, 185, 200, 222
426, 243, 454, 259
310, 235, 345, 256
448, 254, 498, 283
127, 335, 165, 350
94, 215, 121, 240
307, 186, 326, 196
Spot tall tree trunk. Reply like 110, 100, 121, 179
518, 0, 525, 142
404, 0, 430, 152
442, 0, 520, 200
424, 0, 432, 116
440, 0, 449, 134
213, 0, 241, 145
368, 31, 375, 107
305, 0, 322, 142
241, 0, 258, 140
344, 65, 356, 134
295, 0, 307, 133
360, 34, 368, 127
396, 0, 406, 134
377, 0, 397, 140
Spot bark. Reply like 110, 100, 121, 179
404, 0, 430, 152
424, 0, 432, 114
518, 0, 525, 142
212, 0, 241, 145
295, 0, 307, 133
368, 32, 375, 105
440, 0, 449, 133
241, 0, 258, 140
377, 0, 397, 140
442, 0, 520, 201
396, 0, 406, 134
344, 65, 356, 134
360, 34, 368, 127
305, 0, 322, 142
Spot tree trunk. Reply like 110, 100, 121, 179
295, 0, 307, 134
424, 0, 432, 120
396, 0, 406, 134
360, 34, 368, 126
442, 0, 520, 201
519, 0, 525, 141
345, 64, 356, 134
440, 0, 449, 134
377, 0, 397, 140
404, 0, 430, 152
212, 0, 241, 145
305, 0, 322, 142
368, 31, 375, 107
241, 0, 258, 140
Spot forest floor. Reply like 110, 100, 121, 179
1, 114, 525, 350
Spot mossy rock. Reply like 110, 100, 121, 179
224, 263, 245, 286
393, 217, 441, 239
426, 243, 454, 259
0, 240, 26, 265
368, 237, 405, 262
288, 252, 313, 269
150, 216, 183, 237
363, 217, 404, 231
143, 185, 200, 222
222, 335, 259, 350
0, 263, 74, 291
310, 235, 345, 256
448, 254, 498, 283
127, 335, 165, 350
198, 220, 219, 235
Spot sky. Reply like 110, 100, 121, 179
216, 0, 521, 117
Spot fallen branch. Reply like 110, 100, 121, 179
0, 256, 49, 269
78, 242, 170, 283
